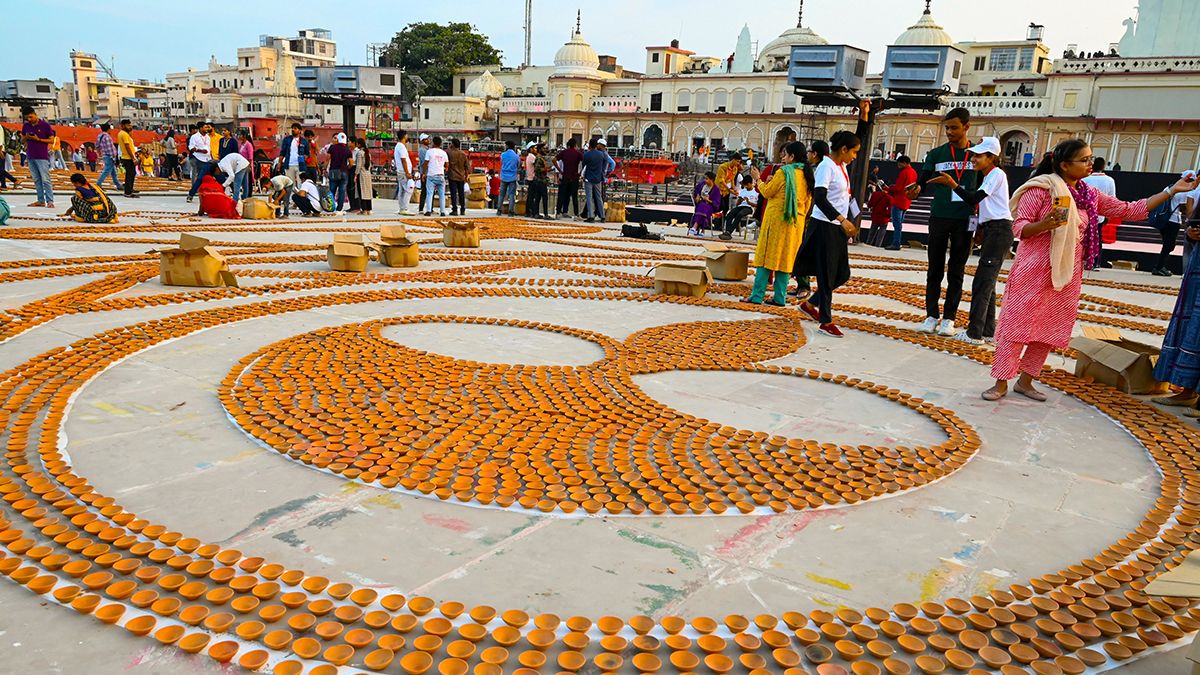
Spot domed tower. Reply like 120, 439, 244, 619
894, 0, 956, 47
549, 12, 604, 113
466, 70, 505, 121
756, 1, 829, 72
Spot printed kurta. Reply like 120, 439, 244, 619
995, 186, 1147, 348
753, 167, 811, 272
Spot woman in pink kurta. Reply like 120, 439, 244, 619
983, 139, 1197, 402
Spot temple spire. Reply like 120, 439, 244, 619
575, 10, 581, 35
924, 0, 932, 14
797, 0, 805, 27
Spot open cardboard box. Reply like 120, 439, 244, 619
151, 234, 238, 288
653, 262, 712, 298
702, 242, 750, 281
371, 225, 419, 268
1070, 326, 1169, 395
1143, 550, 1200, 673
443, 221, 481, 248
241, 197, 275, 220
327, 234, 370, 272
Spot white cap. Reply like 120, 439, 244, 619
419, 133, 430, 141
335, 132, 347, 144
525, 141, 538, 150
1182, 169, 1198, 181
596, 138, 607, 146
967, 137, 1001, 156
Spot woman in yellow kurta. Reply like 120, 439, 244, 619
746, 141, 813, 305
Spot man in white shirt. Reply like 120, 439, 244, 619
1154, 172, 1197, 276
393, 130, 414, 214
422, 136, 449, 217
186, 122, 214, 202
292, 172, 323, 217
1082, 158, 1117, 270
217, 152, 251, 203
260, 174, 294, 216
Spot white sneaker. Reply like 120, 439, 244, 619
952, 330, 983, 346
937, 319, 956, 336
919, 317, 938, 333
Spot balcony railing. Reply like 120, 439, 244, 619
946, 95, 1051, 115
497, 98, 550, 113
592, 97, 638, 113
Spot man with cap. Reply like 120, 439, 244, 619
326, 132, 352, 211
596, 138, 617, 213
933, 136, 1012, 346
416, 134, 431, 205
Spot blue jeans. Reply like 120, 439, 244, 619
328, 169, 349, 210
97, 156, 121, 190
230, 169, 248, 202
423, 175, 447, 214
890, 207, 908, 247
188, 160, 213, 198
498, 180, 517, 214
28, 159, 53, 204
584, 181, 605, 220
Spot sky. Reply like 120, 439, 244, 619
5, 0, 1136, 84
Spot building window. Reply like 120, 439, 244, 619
989, 48, 1017, 71
652, 53, 660, 63
713, 91, 728, 113
1063, 92, 1078, 109
676, 90, 690, 112
973, 55, 986, 70
381, 73, 396, 86
751, 90, 767, 114
732, 90, 747, 113
782, 89, 796, 114
649, 92, 662, 111
424, 107, 430, 120
80, 60, 92, 68
694, 90, 709, 113
1018, 47, 1035, 71
319, 44, 326, 54
459, 78, 466, 94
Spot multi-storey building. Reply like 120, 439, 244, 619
69, 51, 166, 121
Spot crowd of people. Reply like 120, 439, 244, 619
717, 107, 1200, 410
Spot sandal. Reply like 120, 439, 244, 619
981, 387, 1007, 402
794, 289, 813, 302
1013, 385, 1048, 402
1150, 394, 1199, 407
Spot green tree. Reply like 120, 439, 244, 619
383, 23, 502, 96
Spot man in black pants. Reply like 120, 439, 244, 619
117, 119, 140, 198
554, 138, 583, 218
908, 107, 977, 337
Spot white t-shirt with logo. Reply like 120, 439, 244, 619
424, 148, 449, 177
813, 156, 850, 223
737, 187, 759, 207
976, 167, 1013, 222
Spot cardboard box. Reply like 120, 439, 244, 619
605, 201, 627, 223
380, 224, 408, 241
1070, 326, 1169, 395
466, 199, 488, 210
1143, 550, 1200, 673
653, 262, 712, 298
241, 198, 275, 220
327, 234, 370, 272
443, 222, 481, 248
702, 242, 750, 281
371, 239, 419, 268
152, 234, 238, 288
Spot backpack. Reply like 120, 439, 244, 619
0, 195, 9, 225
1147, 190, 1175, 231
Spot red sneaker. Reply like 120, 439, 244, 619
819, 323, 844, 338
799, 301, 821, 322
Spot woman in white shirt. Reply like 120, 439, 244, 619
794, 132, 862, 338
939, 137, 1013, 345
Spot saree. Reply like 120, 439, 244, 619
71, 184, 118, 223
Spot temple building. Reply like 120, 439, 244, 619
435, 1, 1200, 172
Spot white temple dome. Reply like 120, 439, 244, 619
895, 5, 955, 46
554, 27, 601, 77
756, 23, 828, 71
466, 70, 504, 99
